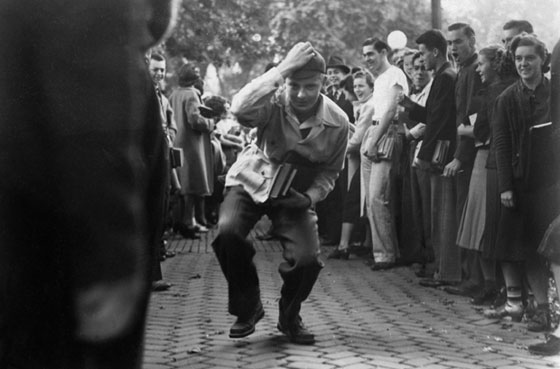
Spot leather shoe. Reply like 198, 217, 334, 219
442, 284, 478, 297
470, 287, 499, 306
327, 248, 349, 260
529, 335, 560, 356
419, 278, 452, 288
527, 307, 551, 332
229, 303, 265, 338
173, 223, 201, 239
152, 280, 172, 292
371, 262, 395, 271
483, 302, 523, 322
277, 316, 315, 345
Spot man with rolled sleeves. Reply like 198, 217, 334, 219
212, 42, 349, 345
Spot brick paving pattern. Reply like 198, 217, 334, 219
144, 220, 560, 369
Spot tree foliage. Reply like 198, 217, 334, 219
270, 0, 431, 66
166, 0, 276, 66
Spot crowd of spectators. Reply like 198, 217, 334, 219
150, 18, 560, 355
2, 0, 560, 364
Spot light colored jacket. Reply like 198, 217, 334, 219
226, 67, 349, 205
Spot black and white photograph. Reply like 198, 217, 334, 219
1, 0, 560, 368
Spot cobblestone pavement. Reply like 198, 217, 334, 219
144, 221, 560, 369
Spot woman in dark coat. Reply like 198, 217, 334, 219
527, 36, 560, 357
484, 35, 558, 332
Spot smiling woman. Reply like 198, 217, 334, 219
490, 34, 558, 331
511, 36, 549, 88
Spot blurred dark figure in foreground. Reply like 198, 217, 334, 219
0, 0, 178, 368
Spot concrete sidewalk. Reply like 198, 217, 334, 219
143, 222, 560, 369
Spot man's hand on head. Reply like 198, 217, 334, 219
277, 42, 317, 79
270, 188, 312, 209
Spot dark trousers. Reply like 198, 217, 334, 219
411, 164, 434, 263
151, 141, 171, 282
212, 186, 323, 322
400, 141, 430, 264
316, 165, 347, 243
431, 174, 461, 282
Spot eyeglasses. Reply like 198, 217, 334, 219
413, 65, 426, 71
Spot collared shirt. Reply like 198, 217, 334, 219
228, 67, 349, 205
410, 79, 433, 108
407, 79, 433, 139
409, 62, 457, 163
454, 52, 482, 164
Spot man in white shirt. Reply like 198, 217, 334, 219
360, 37, 409, 270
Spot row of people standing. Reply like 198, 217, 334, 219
322, 20, 560, 352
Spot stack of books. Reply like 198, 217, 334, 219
431, 140, 450, 170
268, 163, 298, 199
376, 133, 395, 160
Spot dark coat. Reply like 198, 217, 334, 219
454, 53, 482, 165
409, 62, 457, 165
493, 78, 550, 193
0, 1, 172, 368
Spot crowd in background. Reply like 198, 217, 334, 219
3, 0, 559, 364
151, 19, 560, 356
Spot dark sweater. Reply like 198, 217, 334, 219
471, 77, 517, 169
493, 77, 551, 193
454, 53, 482, 165
409, 61, 457, 164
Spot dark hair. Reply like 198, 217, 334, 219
503, 19, 533, 34
178, 64, 200, 87
202, 95, 228, 118
150, 53, 166, 62
416, 29, 448, 56
339, 75, 357, 100
362, 37, 391, 53
352, 69, 374, 89
448, 22, 475, 38
479, 44, 517, 79
411, 51, 423, 64
511, 35, 550, 73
